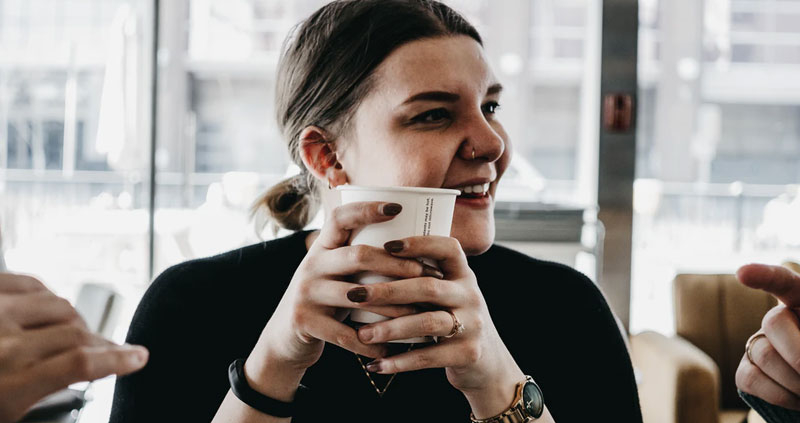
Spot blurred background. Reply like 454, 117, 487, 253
0, 0, 798, 422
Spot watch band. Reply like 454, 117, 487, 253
470, 376, 541, 423
228, 358, 309, 418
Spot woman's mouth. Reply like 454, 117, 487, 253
456, 182, 490, 199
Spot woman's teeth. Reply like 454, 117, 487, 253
460, 183, 490, 196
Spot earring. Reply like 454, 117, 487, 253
471, 147, 476, 160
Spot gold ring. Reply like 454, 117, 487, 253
443, 310, 465, 338
746, 332, 767, 365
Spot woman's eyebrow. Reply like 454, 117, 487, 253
487, 83, 503, 96
401, 91, 460, 105
400, 84, 502, 106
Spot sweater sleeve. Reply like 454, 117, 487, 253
109, 260, 234, 422
513, 261, 644, 423
739, 390, 800, 423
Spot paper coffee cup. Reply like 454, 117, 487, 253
337, 185, 459, 343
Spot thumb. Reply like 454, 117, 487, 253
737, 263, 800, 307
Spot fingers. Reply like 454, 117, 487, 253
364, 341, 480, 374
299, 279, 420, 318
0, 273, 47, 294
738, 264, 800, 307
301, 314, 388, 359
0, 323, 110, 368
5, 291, 79, 328
762, 305, 800, 374
22, 344, 148, 407
383, 236, 469, 278
357, 310, 464, 344
314, 202, 403, 250
346, 277, 464, 307
737, 354, 800, 410
748, 334, 800, 394
313, 245, 443, 280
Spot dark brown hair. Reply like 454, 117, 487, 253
252, 0, 482, 233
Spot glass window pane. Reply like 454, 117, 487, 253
632, 0, 800, 335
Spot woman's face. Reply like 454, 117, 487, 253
339, 36, 511, 255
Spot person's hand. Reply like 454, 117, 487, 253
0, 273, 148, 423
345, 235, 525, 409
735, 264, 800, 410
248, 202, 441, 376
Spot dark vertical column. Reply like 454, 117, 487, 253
598, 0, 638, 330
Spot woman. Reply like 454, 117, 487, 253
110, 1, 642, 422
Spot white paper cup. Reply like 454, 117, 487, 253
337, 185, 459, 343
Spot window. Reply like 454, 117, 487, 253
631, 0, 800, 334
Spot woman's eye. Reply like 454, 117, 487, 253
482, 101, 501, 115
412, 108, 451, 124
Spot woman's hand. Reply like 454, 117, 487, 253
0, 273, 148, 423
345, 235, 526, 415
735, 264, 800, 410
246, 202, 445, 386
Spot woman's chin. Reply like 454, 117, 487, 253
451, 224, 494, 256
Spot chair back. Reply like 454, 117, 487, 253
74, 283, 122, 339
673, 274, 777, 410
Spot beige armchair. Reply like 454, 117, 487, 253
631, 273, 777, 423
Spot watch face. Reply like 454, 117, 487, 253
522, 381, 544, 418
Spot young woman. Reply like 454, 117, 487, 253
110, 1, 643, 421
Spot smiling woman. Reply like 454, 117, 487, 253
108, 1, 643, 422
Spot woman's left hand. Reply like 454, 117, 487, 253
346, 235, 524, 394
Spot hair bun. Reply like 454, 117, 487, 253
251, 173, 320, 235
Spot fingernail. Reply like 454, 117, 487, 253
422, 264, 444, 279
382, 203, 402, 216
347, 287, 368, 303
334, 162, 343, 170
128, 347, 148, 366
359, 326, 374, 342
366, 359, 382, 373
384, 240, 405, 253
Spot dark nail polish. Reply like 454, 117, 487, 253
347, 287, 368, 303
384, 240, 405, 253
366, 360, 382, 373
422, 264, 444, 279
382, 203, 402, 216
334, 162, 343, 169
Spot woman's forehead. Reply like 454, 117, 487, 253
371, 35, 497, 103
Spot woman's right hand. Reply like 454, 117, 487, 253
245, 202, 443, 383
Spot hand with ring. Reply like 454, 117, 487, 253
735, 264, 800, 411
345, 235, 524, 395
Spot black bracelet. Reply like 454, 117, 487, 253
228, 358, 309, 418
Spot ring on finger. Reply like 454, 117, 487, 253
443, 310, 465, 338
746, 332, 768, 365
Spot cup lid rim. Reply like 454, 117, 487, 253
336, 185, 460, 195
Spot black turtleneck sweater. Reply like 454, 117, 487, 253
110, 230, 642, 422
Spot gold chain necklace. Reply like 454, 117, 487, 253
355, 343, 414, 397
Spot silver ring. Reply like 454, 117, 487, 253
443, 310, 465, 338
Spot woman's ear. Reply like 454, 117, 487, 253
298, 126, 348, 188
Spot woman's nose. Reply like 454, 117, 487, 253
459, 114, 505, 163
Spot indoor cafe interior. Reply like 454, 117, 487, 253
1, 1, 799, 422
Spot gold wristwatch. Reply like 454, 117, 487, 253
469, 376, 544, 423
